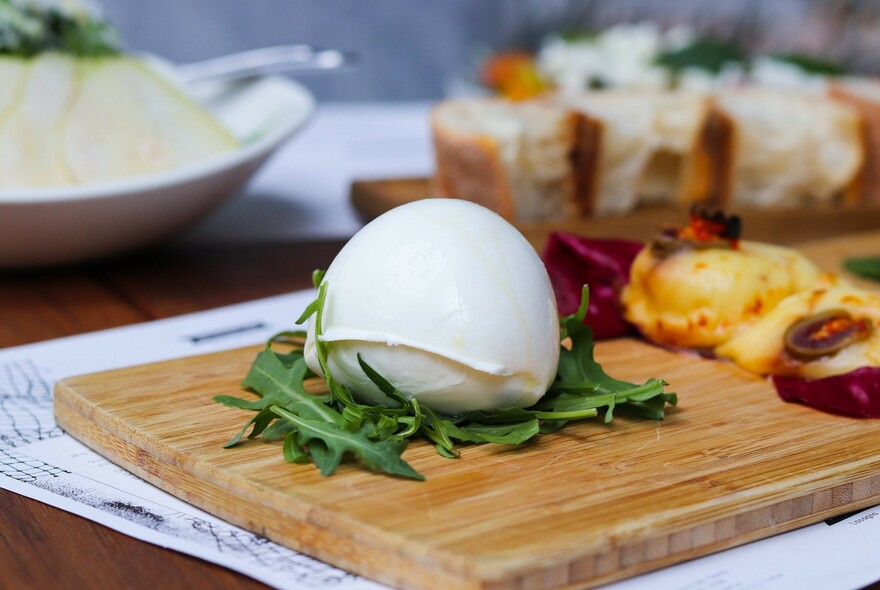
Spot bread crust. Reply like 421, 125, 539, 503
430, 108, 515, 220
829, 83, 879, 204
714, 90, 864, 209
431, 101, 592, 221
699, 103, 735, 209
673, 96, 722, 207
569, 111, 602, 216
431, 88, 867, 220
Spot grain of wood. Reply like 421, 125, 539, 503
55, 335, 880, 590
48, 230, 880, 590
797, 231, 880, 289
349, 177, 880, 251
0, 488, 266, 589
91, 241, 346, 319
0, 272, 149, 347
0, 243, 333, 590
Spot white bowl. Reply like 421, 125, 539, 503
0, 73, 314, 269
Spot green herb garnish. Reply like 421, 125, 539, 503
216, 280, 676, 480
844, 257, 880, 282
655, 39, 746, 75
771, 53, 846, 76
557, 29, 601, 44
0, 0, 121, 57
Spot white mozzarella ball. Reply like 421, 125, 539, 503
303, 198, 560, 415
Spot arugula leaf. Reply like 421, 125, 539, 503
444, 419, 540, 445
655, 39, 746, 74
283, 431, 310, 463
844, 257, 880, 282
301, 281, 356, 407
271, 406, 424, 480
216, 278, 675, 481
267, 330, 307, 346
239, 350, 339, 423
220, 407, 276, 448
772, 53, 846, 76
217, 346, 425, 479
542, 285, 676, 424
558, 29, 600, 43
0, 0, 121, 57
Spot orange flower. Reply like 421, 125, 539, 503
481, 51, 551, 100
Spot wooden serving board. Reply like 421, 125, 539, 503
351, 177, 880, 251
54, 231, 880, 590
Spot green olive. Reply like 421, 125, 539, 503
784, 309, 871, 361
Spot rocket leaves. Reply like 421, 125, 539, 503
545, 285, 675, 424
270, 406, 423, 480
0, 0, 121, 57
216, 281, 676, 481
843, 257, 880, 283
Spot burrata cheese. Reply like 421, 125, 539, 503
304, 198, 560, 415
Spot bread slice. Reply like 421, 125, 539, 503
713, 88, 864, 208
550, 90, 716, 214
828, 78, 880, 204
431, 98, 594, 221
431, 88, 865, 220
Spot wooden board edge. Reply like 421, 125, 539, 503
53, 371, 880, 590
52, 378, 482, 590
350, 177, 880, 250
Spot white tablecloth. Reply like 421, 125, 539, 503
184, 101, 434, 244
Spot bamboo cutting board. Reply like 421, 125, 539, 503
54, 231, 880, 590
350, 177, 880, 250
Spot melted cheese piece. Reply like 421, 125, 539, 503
620, 240, 836, 349
716, 286, 880, 379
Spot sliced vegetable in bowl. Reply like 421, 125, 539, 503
0, 70, 314, 268
0, 0, 316, 267
0, 52, 239, 190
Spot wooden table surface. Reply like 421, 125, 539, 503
4, 218, 880, 590
0, 239, 345, 590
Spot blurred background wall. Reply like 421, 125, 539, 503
102, 0, 880, 101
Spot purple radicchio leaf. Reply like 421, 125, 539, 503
773, 367, 880, 418
542, 232, 642, 340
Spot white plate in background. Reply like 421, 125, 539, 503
0, 72, 314, 269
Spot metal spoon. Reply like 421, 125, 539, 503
178, 45, 357, 84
